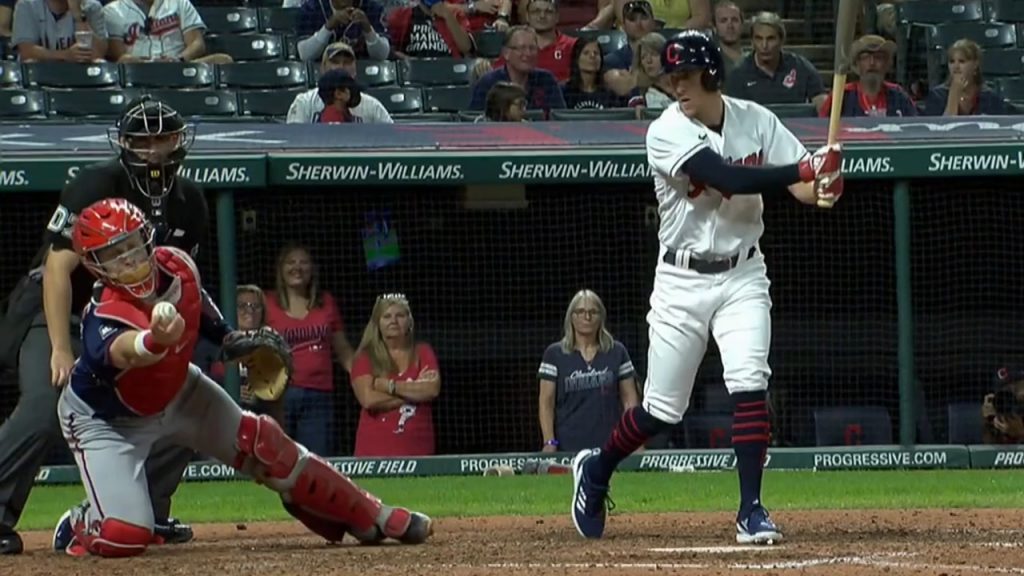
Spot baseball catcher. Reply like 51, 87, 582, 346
51, 198, 432, 558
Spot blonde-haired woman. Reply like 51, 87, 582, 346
924, 39, 1008, 116
350, 294, 440, 457
537, 290, 639, 453
629, 32, 674, 111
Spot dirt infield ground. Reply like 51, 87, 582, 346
9, 509, 1024, 576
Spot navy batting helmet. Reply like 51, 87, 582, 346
661, 29, 725, 92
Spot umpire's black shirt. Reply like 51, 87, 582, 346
41, 159, 209, 316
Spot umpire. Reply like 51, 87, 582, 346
0, 96, 206, 554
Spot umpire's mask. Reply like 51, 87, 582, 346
109, 96, 195, 199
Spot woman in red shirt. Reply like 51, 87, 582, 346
264, 244, 355, 456
351, 294, 440, 457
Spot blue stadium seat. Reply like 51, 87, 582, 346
947, 402, 983, 444
46, 88, 139, 119
356, 60, 398, 87
238, 88, 304, 118
987, 0, 1024, 22
197, 6, 260, 35
392, 112, 457, 123
219, 61, 307, 89
246, 0, 285, 7
996, 76, 1024, 100
767, 102, 818, 117
0, 89, 46, 119
683, 413, 733, 449
982, 48, 1024, 76
550, 108, 638, 121
121, 62, 215, 89
813, 406, 893, 446
474, 30, 506, 59
258, 7, 300, 34
206, 34, 284, 62
567, 29, 627, 55
367, 86, 423, 114
0, 61, 21, 88
399, 58, 474, 87
423, 85, 472, 112
457, 109, 545, 122
23, 61, 120, 88
927, 22, 1016, 50
144, 89, 239, 117
898, 0, 984, 25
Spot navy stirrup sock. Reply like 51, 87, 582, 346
731, 390, 771, 518
590, 406, 670, 485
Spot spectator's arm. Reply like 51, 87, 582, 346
682, 0, 711, 30
12, 1, 67, 61
538, 378, 556, 447
389, 369, 440, 403
437, 3, 472, 55
583, 1, 615, 30
0, 2, 11, 37
619, 376, 639, 410
83, 2, 108, 61
332, 331, 354, 373
364, 30, 390, 61
179, 27, 207, 61
297, 27, 332, 61
352, 374, 405, 411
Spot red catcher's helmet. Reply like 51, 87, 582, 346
72, 198, 158, 299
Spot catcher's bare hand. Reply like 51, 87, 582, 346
151, 313, 185, 347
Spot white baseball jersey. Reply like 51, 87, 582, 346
103, 0, 205, 60
286, 88, 394, 124
646, 96, 808, 256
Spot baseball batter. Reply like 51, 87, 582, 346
571, 30, 843, 544
51, 198, 432, 557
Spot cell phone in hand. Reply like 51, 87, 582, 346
75, 30, 93, 49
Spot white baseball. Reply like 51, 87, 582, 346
152, 302, 177, 324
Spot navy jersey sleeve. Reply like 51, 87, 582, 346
43, 166, 110, 252
79, 306, 130, 372
613, 341, 636, 382
538, 343, 561, 381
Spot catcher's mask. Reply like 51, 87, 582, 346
73, 198, 158, 300
109, 95, 195, 199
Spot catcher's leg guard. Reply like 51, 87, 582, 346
71, 517, 151, 558
233, 413, 428, 543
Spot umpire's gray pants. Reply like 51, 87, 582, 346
0, 311, 195, 529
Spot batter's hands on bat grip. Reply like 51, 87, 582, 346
151, 312, 186, 347
799, 143, 844, 208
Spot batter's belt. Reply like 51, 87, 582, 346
662, 246, 758, 274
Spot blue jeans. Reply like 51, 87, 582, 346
283, 387, 334, 456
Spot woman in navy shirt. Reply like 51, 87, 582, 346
537, 290, 639, 453
924, 39, 1009, 116
561, 39, 623, 109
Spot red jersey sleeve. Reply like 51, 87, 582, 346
323, 292, 344, 333
416, 343, 439, 375
351, 351, 373, 380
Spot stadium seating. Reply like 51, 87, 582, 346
23, 61, 120, 88
986, 0, 1024, 23
197, 7, 261, 35
927, 21, 1017, 50
474, 30, 506, 59
219, 61, 308, 89
0, 89, 47, 119
813, 406, 893, 446
47, 88, 140, 119
0, 61, 21, 88
982, 48, 1024, 76
683, 414, 733, 449
898, 0, 984, 26
121, 62, 216, 89
368, 86, 424, 114
206, 34, 285, 61
392, 112, 457, 123
144, 89, 239, 117
550, 108, 637, 121
423, 85, 472, 113
258, 7, 301, 34
354, 60, 399, 87
946, 402, 983, 444
238, 88, 304, 118
399, 58, 474, 87
568, 29, 628, 55
996, 75, 1024, 100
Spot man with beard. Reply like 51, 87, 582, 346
818, 34, 917, 118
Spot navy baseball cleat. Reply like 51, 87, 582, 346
52, 509, 74, 553
154, 517, 194, 544
736, 504, 783, 545
571, 448, 614, 539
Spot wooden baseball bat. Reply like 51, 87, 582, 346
821, 0, 863, 208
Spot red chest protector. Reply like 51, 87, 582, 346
92, 246, 204, 416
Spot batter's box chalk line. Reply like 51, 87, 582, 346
648, 545, 784, 553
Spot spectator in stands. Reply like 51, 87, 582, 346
351, 293, 440, 457
641, 0, 710, 30
537, 289, 638, 454
13, 0, 107, 62
630, 31, 671, 109
491, 0, 576, 83
484, 80, 527, 120
102, 0, 232, 64
560, 38, 622, 109
603, 0, 657, 96
294, 0, 390, 63
924, 39, 1008, 117
818, 34, 916, 118
724, 11, 826, 108
265, 243, 355, 456
388, 0, 474, 59
525, 0, 599, 30
315, 68, 363, 123
982, 365, 1024, 444
461, 0, 511, 32
0, 0, 12, 38
286, 41, 393, 123
469, 25, 565, 112
713, 0, 745, 70
209, 285, 285, 425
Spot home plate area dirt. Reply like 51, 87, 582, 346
10, 509, 1024, 576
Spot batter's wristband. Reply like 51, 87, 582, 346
134, 330, 168, 360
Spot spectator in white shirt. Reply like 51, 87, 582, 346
13, 0, 107, 62
102, 0, 231, 63
287, 41, 393, 124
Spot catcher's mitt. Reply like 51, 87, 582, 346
221, 327, 292, 402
